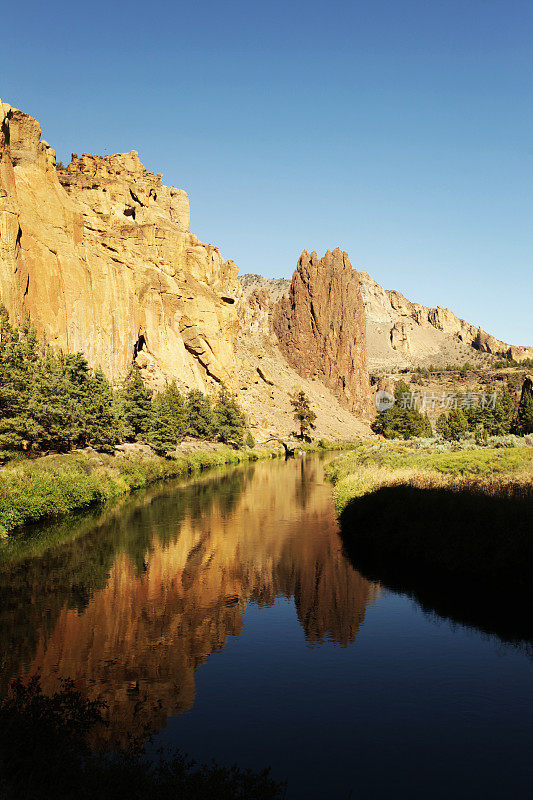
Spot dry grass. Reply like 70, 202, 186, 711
326, 441, 533, 511
330, 441, 533, 591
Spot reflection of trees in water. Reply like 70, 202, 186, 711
292, 458, 317, 510
339, 484, 533, 654
0, 458, 379, 743
0, 468, 252, 696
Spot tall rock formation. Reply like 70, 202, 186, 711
272, 248, 372, 416
0, 100, 239, 391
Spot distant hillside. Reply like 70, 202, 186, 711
239, 269, 532, 373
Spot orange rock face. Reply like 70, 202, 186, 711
272, 248, 373, 416
0, 100, 239, 392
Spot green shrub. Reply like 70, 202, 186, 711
372, 381, 432, 439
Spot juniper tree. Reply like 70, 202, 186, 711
291, 390, 317, 440
186, 390, 214, 439
214, 386, 245, 446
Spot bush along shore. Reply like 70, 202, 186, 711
0, 445, 282, 537
326, 440, 533, 593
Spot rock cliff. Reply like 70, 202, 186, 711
358, 270, 533, 370
0, 100, 239, 392
271, 248, 372, 416
240, 268, 532, 375
0, 100, 375, 439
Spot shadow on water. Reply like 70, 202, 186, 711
338, 482, 533, 651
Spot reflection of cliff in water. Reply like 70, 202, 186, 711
0, 457, 379, 744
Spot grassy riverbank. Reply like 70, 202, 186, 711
0, 438, 348, 537
327, 440, 533, 590
0, 445, 280, 536
326, 440, 533, 511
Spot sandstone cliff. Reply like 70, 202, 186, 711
0, 100, 239, 392
0, 100, 373, 439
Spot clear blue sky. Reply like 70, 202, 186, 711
2, 0, 532, 344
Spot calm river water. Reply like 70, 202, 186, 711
1, 455, 532, 798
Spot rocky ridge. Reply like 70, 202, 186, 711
0, 101, 372, 440
359, 271, 533, 370
239, 269, 532, 374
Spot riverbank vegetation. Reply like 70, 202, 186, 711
0, 446, 279, 537
327, 440, 533, 591
372, 376, 533, 441
0, 677, 285, 799
326, 439, 533, 510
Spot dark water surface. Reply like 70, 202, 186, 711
1, 455, 532, 798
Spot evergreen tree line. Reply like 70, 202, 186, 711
436, 381, 533, 441
0, 308, 247, 458
372, 379, 533, 441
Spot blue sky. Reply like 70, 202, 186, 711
2, 0, 532, 344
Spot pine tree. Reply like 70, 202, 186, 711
121, 364, 153, 441
492, 385, 517, 435
149, 382, 187, 455
214, 386, 245, 446
462, 385, 517, 437
83, 369, 121, 451
437, 408, 469, 441
27, 347, 82, 451
186, 390, 214, 439
514, 377, 533, 435
0, 305, 122, 455
290, 390, 317, 440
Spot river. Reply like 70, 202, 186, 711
1, 454, 532, 798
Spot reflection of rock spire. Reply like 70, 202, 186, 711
3, 459, 379, 744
